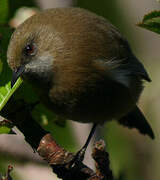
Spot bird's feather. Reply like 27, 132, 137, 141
118, 106, 154, 139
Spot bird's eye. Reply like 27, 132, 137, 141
24, 43, 37, 56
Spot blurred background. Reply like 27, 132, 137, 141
0, 0, 160, 180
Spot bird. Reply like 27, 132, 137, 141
7, 7, 154, 164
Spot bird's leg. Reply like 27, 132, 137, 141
69, 123, 97, 167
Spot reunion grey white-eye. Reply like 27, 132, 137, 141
7, 8, 154, 159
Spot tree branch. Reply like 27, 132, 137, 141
0, 98, 114, 180
0, 165, 13, 180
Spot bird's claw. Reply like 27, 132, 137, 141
69, 148, 86, 168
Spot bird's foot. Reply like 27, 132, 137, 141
68, 124, 97, 169
63, 148, 86, 179
69, 147, 86, 168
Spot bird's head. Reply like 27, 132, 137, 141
7, 11, 64, 89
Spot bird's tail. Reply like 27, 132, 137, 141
118, 106, 155, 139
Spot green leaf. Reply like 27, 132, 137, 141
138, 11, 160, 34
0, 126, 10, 134
143, 11, 160, 21
32, 104, 76, 151
0, 78, 23, 111
0, 0, 9, 24
0, 26, 23, 112
0, 119, 14, 134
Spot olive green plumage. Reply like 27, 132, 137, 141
7, 7, 154, 138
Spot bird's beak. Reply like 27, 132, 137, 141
11, 65, 25, 88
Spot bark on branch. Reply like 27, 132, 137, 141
0, 99, 114, 180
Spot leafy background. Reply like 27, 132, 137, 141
0, 0, 160, 180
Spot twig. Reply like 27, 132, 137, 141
0, 98, 114, 180
0, 165, 13, 180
